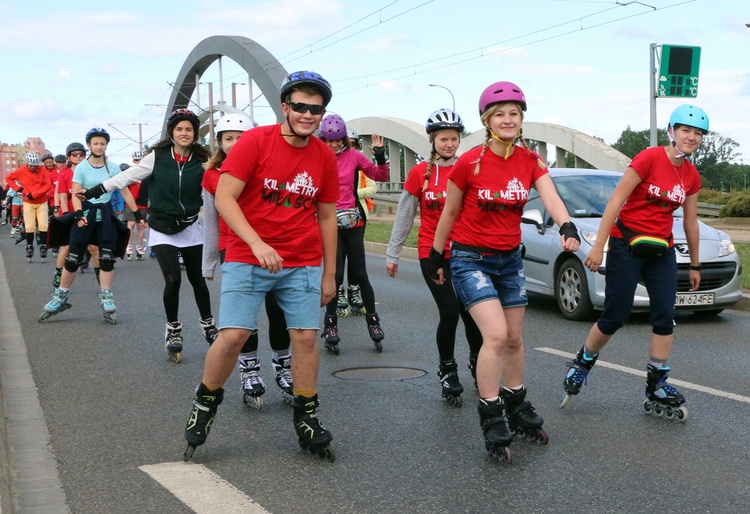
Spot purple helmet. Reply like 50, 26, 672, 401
478, 81, 526, 115
319, 114, 347, 140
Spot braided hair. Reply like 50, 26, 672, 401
422, 133, 440, 192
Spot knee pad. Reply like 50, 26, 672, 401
99, 249, 115, 272
64, 252, 84, 273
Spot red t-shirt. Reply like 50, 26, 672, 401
220, 124, 339, 266
202, 166, 229, 252
56, 167, 74, 212
404, 161, 455, 259
613, 146, 701, 242
448, 145, 546, 251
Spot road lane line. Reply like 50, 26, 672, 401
536, 347, 750, 405
139, 462, 269, 514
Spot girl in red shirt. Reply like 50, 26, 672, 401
429, 82, 580, 463
562, 104, 707, 422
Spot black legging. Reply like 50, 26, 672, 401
240, 291, 291, 353
419, 258, 483, 362
152, 243, 212, 323
325, 226, 376, 316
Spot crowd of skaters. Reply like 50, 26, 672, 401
1, 68, 710, 465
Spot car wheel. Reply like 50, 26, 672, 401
692, 309, 724, 317
555, 257, 596, 321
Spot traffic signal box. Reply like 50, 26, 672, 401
658, 45, 701, 98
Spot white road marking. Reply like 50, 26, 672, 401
139, 462, 270, 514
536, 347, 750, 405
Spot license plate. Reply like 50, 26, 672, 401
675, 293, 715, 306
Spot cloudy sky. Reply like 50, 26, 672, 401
1, 0, 747, 164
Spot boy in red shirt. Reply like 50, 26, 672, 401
184, 71, 339, 462
5, 151, 52, 261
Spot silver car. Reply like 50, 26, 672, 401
521, 168, 743, 320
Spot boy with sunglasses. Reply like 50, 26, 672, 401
183, 70, 340, 462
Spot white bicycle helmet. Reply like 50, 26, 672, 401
25, 152, 41, 166
215, 113, 253, 136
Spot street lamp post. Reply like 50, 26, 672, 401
429, 84, 455, 112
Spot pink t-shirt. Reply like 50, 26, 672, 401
220, 124, 339, 266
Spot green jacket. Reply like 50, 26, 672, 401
147, 148, 205, 217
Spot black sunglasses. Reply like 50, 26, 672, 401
288, 101, 325, 115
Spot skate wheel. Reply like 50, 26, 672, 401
183, 444, 196, 461
676, 406, 688, 422
487, 445, 512, 465
38, 312, 50, 322
643, 400, 653, 414
374, 340, 383, 353
535, 428, 549, 445
104, 314, 117, 325
169, 351, 182, 363
664, 406, 676, 420
560, 393, 572, 409
243, 394, 263, 410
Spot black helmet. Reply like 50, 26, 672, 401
66, 142, 86, 156
279, 71, 332, 107
41, 152, 54, 161
425, 108, 465, 134
167, 108, 200, 136
119, 163, 131, 171
54, 154, 67, 163
85, 127, 110, 143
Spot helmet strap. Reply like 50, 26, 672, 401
667, 127, 688, 159
489, 131, 516, 159
281, 118, 310, 141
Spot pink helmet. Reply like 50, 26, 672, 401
319, 114, 347, 140
478, 81, 526, 115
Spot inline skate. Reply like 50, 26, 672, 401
478, 398, 513, 464
165, 321, 183, 363
366, 312, 384, 353
272, 356, 294, 404
240, 359, 266, 410
293, 394, 335, 462
336, 285, 348, 317
643, 364, 688, 421
438, 359, 464, 407
126, 244, 133, 260
25, 243, 33, 263
136, 244, 145, 261
560, 347, 598, 408
502, 387, 548, 444
347, 284, 366, 315
39, 243, 47, 263
199, 316, 219, 345
99, 289, 117, 324
52, 268, 62, 290
38, 288, 72, 322
184, 383, 224, 461
468, 353, 478, 389
321, 314, 340, 355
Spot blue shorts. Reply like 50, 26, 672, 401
449, 247, 527, 309
219, 262, 322, 331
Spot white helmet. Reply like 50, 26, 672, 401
215, 113, 253, 136
26, 152, 41, 166
347, 128, 359, 140
131, 150, 144, 160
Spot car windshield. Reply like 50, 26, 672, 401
553, 174, 620, 218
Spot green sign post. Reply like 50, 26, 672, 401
657, 44, 701, 98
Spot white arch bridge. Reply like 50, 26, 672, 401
167, 35, 630, 186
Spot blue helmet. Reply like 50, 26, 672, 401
668, 105, 709, 134
280, 71, 332, 106
85, 127, 110, 143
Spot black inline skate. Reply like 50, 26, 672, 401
560, 346, 598, 408
25, 243, 34, 263
52, 268, 62, 290
272, 356, 294, 404
366, 312, 384, 353
184, 383, 224, 461
321, 314, 340, 355
477, 398, 513, 464
336, 285, 348, 317
199, 316, 219, 345
39, 243, 47, 263
438, 359, 464, 407
347, 284, 366, 316
292, 394, 335, 462
644, 364, 688, 421
502, 386, 548, 444
240, 359, 266, 410
165, 321, 183, 363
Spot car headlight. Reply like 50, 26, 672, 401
580, 230, 607, 251
719, 237, 736, 257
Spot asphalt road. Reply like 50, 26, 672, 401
1, 232, 750, 513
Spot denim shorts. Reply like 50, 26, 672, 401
449, 247, 527, 309
219, 262, 322, 331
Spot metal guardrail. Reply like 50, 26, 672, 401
697, 202, 721, 217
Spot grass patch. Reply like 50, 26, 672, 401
737, 242, 750, 290
364, 220, 418, 247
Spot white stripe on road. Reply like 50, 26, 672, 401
536, 347, 750, 405
139, 462, 270, 514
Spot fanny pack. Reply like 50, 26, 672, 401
616, 218, 670, 258
336, 209, 362, 230
148, 211, 199, 234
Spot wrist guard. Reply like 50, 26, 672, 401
425, 247, 446, 281
559, 221, 580, 242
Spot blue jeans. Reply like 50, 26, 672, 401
449, 246, 527, 310
597, 237, 677, 336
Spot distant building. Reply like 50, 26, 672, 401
1, 138, 50, 184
